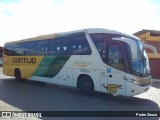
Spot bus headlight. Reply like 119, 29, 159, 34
126, 77, 151, 87
132, 79, 151, 86
132, 80, 139, 84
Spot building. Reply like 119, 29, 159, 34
134, 30, 160, 79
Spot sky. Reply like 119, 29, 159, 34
0, 0, 160, 46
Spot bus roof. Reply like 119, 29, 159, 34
5, 28, 140, 44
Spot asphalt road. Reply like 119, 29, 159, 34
0, 68, 160, 120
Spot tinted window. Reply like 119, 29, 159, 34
4, 43, 24, 56
4, 43, 14, 56
90, 33, 122, 55
23, 42, 35, 55
108, 43, 125, 71
4, 33, 91, 56
91, 34, 123, 63
4, 42, 35, 56
50, 38, 67, 55
90, 33, 127, 71
90, 34, 108, 62
35, 40, 50, 55
14, 43, 24, 55
68, 35, 91, 55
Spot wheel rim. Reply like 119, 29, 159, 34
83, 81, 92, 91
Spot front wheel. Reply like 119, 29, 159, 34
78, 76, 94, 95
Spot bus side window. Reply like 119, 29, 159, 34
108, 44, 125, 71
4, 44, 14, 56
49, 39, 57, 55
23, 41, 35, 55
96, 41, 106, 62
68, 35, 91, 55
50, 38, 67, 55
35, 40, 49, 55
14, 43, 24, 56
90, 34, 107, 63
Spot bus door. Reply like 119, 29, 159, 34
107, 41, 126, 95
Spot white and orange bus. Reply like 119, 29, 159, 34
3, 28, 157, 96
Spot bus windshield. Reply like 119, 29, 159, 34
127, 41, 150, 77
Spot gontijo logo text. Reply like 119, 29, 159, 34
13, 58, 36, 64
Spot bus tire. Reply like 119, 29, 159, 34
78, 75, 94, 95
14, 69, 21, 81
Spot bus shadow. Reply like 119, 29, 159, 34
0, 78, 159, 119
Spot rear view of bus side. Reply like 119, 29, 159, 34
3, 28, 154, 96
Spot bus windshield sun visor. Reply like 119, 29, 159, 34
112, 37, 138, 60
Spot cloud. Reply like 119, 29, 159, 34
0, 0, 160, 46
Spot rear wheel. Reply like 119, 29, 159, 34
14, 69, 21, 81
78, 76, 94, 95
